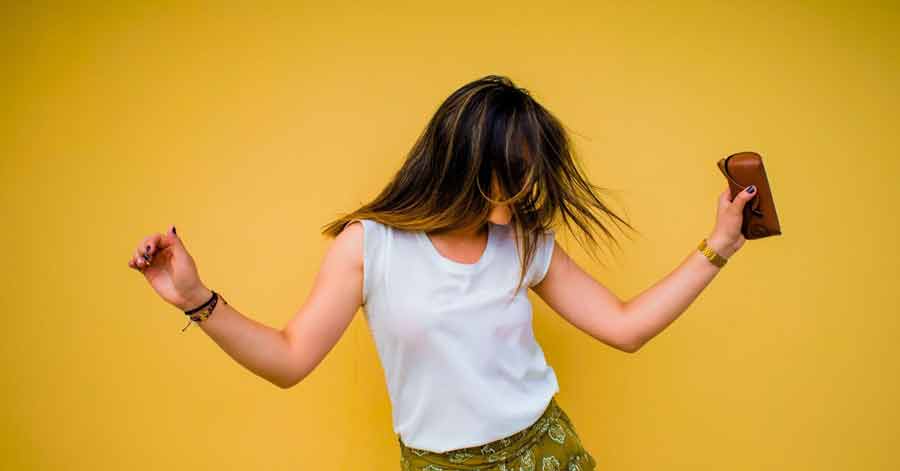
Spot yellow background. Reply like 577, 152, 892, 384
3, 2, 898, 470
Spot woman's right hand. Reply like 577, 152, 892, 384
127, 226, 212, 311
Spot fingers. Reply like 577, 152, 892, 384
131, 247, 149, 272
718, 188, 732, 210
729, 185, 757, 212
138, 240, 153, 264
129, 226, 181, 273
141, 232, 166, 259
129, 229, 170, 273
129, 255, 144, 272
156, 226, 182, 252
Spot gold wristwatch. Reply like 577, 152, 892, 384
698, 238, 728, 268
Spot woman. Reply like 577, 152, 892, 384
127, 75, 755, 470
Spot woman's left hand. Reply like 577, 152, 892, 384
707, 184, 757, 258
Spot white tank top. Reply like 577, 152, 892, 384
353, 218, 560, 453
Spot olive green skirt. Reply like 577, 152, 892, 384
397, 395, 598, 470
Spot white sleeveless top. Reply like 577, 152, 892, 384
354, 218, 560, 453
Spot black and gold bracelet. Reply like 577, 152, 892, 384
181, 291, 227, 332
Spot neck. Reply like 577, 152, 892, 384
430, 220, 490, 239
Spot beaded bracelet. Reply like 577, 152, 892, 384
181, 290, 226, 332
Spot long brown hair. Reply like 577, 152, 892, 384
322, 74, 638, 294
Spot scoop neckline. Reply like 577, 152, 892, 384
417, 222, 497, 273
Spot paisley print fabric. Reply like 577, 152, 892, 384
398, 396, 598, 470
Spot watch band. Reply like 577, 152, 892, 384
698, 238, 728, 268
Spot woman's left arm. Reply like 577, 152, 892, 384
533, 184, 758, 353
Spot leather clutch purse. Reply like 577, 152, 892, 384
716, 151, 782, 239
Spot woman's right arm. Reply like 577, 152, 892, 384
128, 222, 364, 389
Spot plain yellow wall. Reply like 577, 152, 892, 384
3, 2, 898, 470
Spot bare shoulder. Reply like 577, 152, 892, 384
327, 220, 365, 268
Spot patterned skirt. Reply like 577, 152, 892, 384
397, 395, 598, 470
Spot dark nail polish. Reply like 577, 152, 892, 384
173, 226, 177, 235
747, 185, 756, 194
145, 245, 151, 254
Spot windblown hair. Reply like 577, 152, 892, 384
322, 74, 637, 293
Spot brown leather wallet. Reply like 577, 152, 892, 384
716, 151, 782, 239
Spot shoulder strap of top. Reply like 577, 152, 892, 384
526, 229, 556, 288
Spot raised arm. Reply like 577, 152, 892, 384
127, 222, 364, 389
532, 184, 757, 353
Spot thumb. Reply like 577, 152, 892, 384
731, 185, 757, 211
